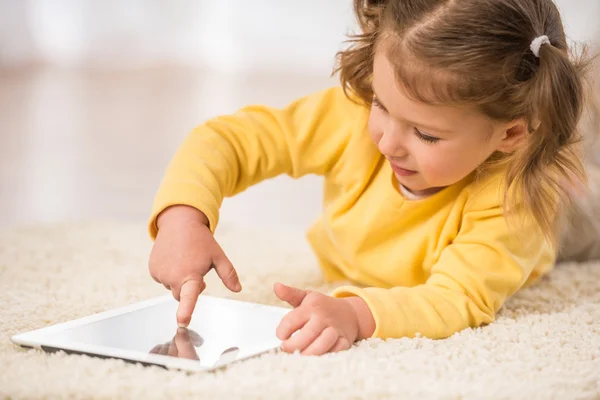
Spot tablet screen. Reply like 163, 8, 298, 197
38, 296, 289, 369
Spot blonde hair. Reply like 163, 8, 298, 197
335, 0, 598, 246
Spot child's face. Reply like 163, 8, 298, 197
369, 52, 513, 195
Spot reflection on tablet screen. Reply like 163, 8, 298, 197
149, 328, 204, 360
148, 327, 240, 366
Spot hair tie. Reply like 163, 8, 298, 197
530, 35, 551, 58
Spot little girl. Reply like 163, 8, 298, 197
148, 0, 596, 356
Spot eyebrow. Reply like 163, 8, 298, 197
371, 85, 455, 135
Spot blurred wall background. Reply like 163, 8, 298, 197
0, 0, 355, 73
0, 0, 598, 231
1, 0, 598, 70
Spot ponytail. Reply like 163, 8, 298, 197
504, 42, 590, 246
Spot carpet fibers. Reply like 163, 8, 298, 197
1, 221, 599, 399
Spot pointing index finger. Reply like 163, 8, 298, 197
176, 279, 203, 327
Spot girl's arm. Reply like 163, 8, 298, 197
332, 178, 555, 340
149, 87, 365, 238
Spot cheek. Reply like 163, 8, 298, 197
367, 110, 383, 143
417, 146, 465, 182
418, 142, 484, 183
418, 150, 448, 176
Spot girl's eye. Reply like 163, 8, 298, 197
414, 128, 440, 144
372, 97, 386, 112
373, 96, 440, 144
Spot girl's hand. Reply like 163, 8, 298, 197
149, 205, 242, 327
274, 283, 374, 356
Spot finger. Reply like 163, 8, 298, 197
280, 317, 325, 353
172, 279, 205, 301
163, 283, 171, 290
148, 255, 161, 283
329, 336, 351, 354
149, 344, 162, 354
274, 283, 308, 308
158, 344, 170, 356
220, 346, 239, 356
276, 307, 310, 341
176, 279, 203, 327
212, 250, 242, 292
301, 327, 340, 356
174, 328, 200, 360
167, 340, 179, 357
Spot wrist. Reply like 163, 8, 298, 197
157, 205, 210, 230
343, 296, 376, 340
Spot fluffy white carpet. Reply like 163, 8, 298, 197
1, 221, 599, 400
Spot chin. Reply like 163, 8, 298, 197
397, 176, 446, 195
395, 174, 422, 189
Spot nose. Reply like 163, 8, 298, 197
378, 129, 408, 158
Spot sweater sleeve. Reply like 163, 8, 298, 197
331, 180, 556, 339
148, 87, 364, 238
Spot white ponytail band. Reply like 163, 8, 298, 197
530, 35, 551, 58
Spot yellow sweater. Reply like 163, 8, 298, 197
149, 87, 555, 340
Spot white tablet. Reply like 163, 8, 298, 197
11, 295, 290, 372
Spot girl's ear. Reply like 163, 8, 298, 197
496, 118, 529, 153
